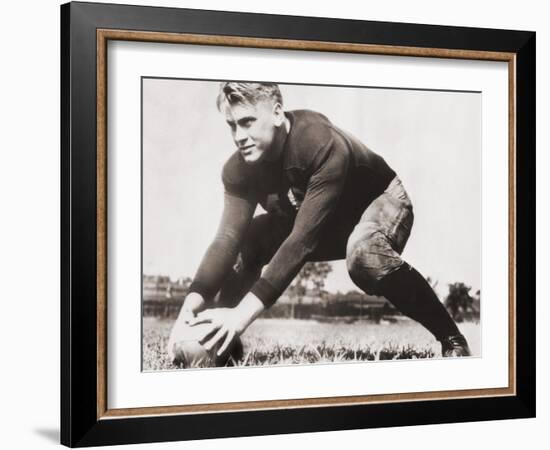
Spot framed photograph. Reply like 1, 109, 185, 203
61, 1, 535, 447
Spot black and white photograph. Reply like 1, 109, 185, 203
141, 78, 481, 371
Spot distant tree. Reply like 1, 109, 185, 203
288, 262, 332, 318
472, 289, 481, 320
444, 282, 475, 322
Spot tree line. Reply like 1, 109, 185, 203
142, 263, 480, 322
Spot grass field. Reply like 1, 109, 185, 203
143, 316, 480, 371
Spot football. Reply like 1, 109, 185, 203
172, 339, 215, 368
170, 322, 244, 368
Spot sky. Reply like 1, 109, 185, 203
142, 79, 481, 298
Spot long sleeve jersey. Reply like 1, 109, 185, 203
189, 109, 396, 308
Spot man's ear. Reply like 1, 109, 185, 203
272, 102, 285, 127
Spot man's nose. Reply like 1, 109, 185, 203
234, 126, 248, 144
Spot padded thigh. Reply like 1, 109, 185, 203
346, 192, 413, 289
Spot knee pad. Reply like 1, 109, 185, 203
347, 231, 404, 294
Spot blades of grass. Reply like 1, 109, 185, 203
309, 344, 322, 361
242, 350, 252, 367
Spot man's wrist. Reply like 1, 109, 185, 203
181, 293, 206, 315
188, 281, 212, 300
250, 278, 279, 308
235, 292, 265, 331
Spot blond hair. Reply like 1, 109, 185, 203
216, 82, 283, 110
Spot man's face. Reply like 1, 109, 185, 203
222, 99, 282, 165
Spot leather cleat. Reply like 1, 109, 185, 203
440, 334, 472, 357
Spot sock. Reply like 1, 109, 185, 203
377, 263, 460, 341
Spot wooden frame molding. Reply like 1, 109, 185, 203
96, 29, 517, 420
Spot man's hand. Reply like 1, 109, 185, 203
166, 293, 206, 361
179, 292, 206, 324
189, 292, 265, 356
